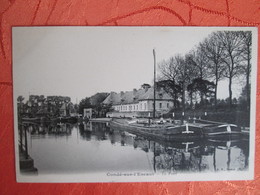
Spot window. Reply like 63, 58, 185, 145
167, 103, 169, 108
159, 103, 162, 109
144, 103, 146, 110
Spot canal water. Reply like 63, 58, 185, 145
22, 122, 249, 175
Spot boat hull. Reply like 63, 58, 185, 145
110, 119, 247, 141
203, 124, 243, 140
110, 120, 204, 141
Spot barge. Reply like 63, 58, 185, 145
110, 119, 204, 141
110, 118, 247, 141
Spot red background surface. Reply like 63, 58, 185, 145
0, 0, 260, 194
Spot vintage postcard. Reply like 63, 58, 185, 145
13, 26, 257, 182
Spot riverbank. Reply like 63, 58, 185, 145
165, 110, 250, 127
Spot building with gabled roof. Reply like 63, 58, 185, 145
103, 84, 174, 117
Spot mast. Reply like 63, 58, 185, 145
153, 49, 156, 119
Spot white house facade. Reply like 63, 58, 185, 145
103, 85, 174, 117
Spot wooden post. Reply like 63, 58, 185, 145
153, 49, 156, 119
213, 147, 216, 171
19, 124, 23, 152
24, 125, 28, 159
153, 141, 156, 172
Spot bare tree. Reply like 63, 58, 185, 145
215, 31, 244, 108
199, 34, 225, 108
158, 57, 181, 109
239, 31, 252, 109
185, 48, 211, 105
159, 54, 198, 111
158, 30, 250, 112
188, 47, 209, 79
177, 54, 197, 111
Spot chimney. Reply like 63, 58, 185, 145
133, 88, 137, 95
133, 89, 137, 100
145, 86, 149, 92
142, 83, 151, 92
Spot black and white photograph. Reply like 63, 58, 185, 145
13, 26, 257, 182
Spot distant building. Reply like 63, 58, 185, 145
103, 85, 173, 117
59, 102, 76, 117
83, 108, 93, 119
60, 103, 67, 116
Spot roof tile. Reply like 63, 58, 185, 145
103, 87, 172, 105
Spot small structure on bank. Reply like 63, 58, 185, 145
83, 108, 93, 119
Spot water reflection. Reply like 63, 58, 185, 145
21, 122, 249, 175
25, 122, 73, 136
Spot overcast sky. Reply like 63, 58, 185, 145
13, 27, 245, 103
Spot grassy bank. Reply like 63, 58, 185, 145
165, 110, 250, 127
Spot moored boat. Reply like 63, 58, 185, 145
110, 118, 204, 141
110, 118, 247, 141
194, 119, 243, 139
22, 117, 45, 123
52, 116, 78, 123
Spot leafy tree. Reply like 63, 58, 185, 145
17, 96, 25, 115
78, 93, 110, 117
187, 78, 215, 107
17, 96, 24, 104
157, 79, 181, 109
238, 84, 251, 110
180, 54, 198, 109
78, 97, 92, 114
90, 93, 109, 117
185, 51, 210, 105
